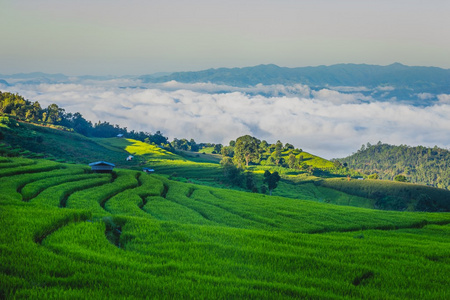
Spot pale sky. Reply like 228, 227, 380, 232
1, 0, 450, 75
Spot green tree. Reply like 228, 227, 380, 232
44, 104, 64, 124
264, 170, 281, 196
260, 140, 269, 152
284, 143, 294, 151
368, 173, 379, 180
394, 174, 408, 182
190, 139, 199, 152
213, 144, 222, 153
221, 146, 234, 157
221, 157, 244, 187
288, 152, 297, 169
245, 172, 257, 191
273, 140, 283, 165
267, 156, 276, 166
333, 160, 342, 168
233, 135, 260, 167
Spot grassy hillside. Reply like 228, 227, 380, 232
2, 120, 449, 212
1, 157, 449, 299
100, 138, 376, 209
0, 120, 136, 167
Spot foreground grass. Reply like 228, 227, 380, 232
1, 157, 449, 299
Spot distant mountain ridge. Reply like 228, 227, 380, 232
141, 63, 450, 87
140, 63, 450, 101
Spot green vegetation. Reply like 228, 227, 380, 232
320, 177, 450, 212
1, 157, 449, 299
340, 142, 450, 190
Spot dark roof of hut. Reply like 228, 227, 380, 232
89, 161, 115, 167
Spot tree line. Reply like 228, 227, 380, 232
340, 142, 450, 190
0, 91, 168, 145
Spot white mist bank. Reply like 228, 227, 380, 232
3, 80, 450, 159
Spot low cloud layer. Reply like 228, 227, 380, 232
3, 80, 450, 159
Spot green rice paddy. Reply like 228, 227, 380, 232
1, 156, 449, 299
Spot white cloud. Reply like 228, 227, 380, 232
437, 94, 450, 104
328, 86, 370, 92
148, 81, 312, 98
311, 89, 372, 104
417, 93, 434, 100
376, 86, 395, 91
3, 81, 450, 159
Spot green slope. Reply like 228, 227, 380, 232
1, 158, 449, 299
0, 120, 142, 168
3, 120, 447, 212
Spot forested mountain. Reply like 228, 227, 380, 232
140, 63, 450, 101
340, 142, 450, 190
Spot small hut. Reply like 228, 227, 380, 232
117, 134, 124, 138
89, 161, 115, 173
126, 155, 134, 161
143, 167, 155, 174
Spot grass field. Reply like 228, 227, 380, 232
1, 157, 449, 299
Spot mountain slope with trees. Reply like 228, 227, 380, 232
340, 142, 450, 190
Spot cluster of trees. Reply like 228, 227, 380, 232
0, 92, 57, 123
0, 91, 168, 145
219, 135, 301, 169
170, 139, 224, 154
171, 138, 200, 151
219, 155, 281, 195
340, 142, 450, 190
217, 135, 303, 194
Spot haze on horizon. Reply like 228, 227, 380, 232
1, 0, 450, 76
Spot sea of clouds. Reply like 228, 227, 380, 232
2, 78, 450, 159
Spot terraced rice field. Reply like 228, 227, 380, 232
1, 157, 449, 299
